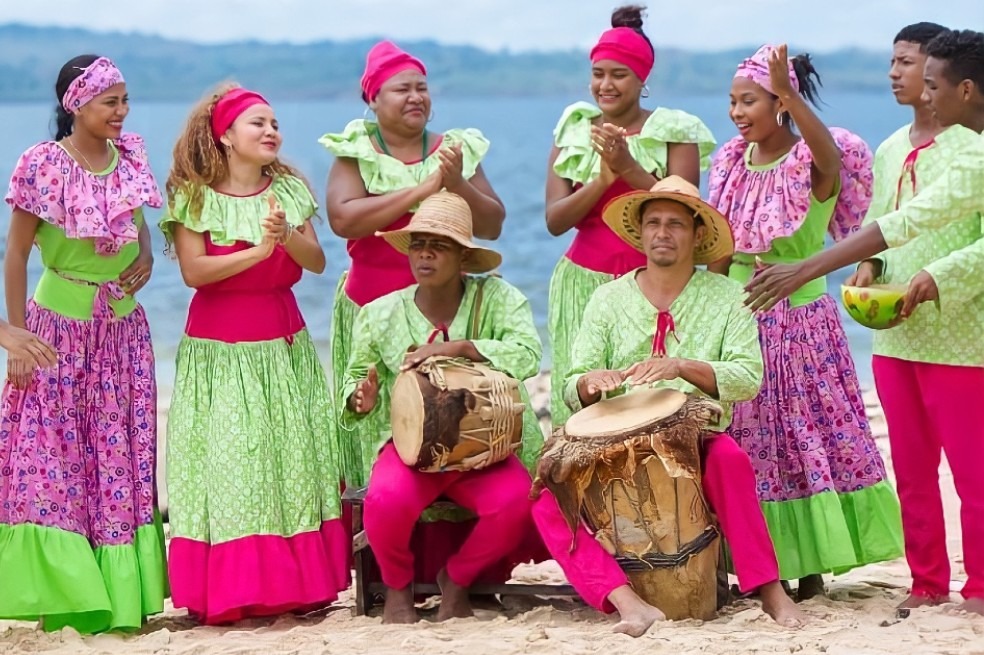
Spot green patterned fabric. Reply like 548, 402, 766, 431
341, 275, 544, 482
547, 256, 614, 429
166, 329, 341, 544
551, 102, 716, 185
865, 125, 984, 366
159, 175, 316, 246
329, 274, 384, 488
318, 120, 489, 200
564, 269, 763, 431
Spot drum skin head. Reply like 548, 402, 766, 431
391, 370, 425, 466
565, 388, 688, 438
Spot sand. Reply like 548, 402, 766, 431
2, 378, 982, 655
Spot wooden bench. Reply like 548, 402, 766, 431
342, 487, 578, 616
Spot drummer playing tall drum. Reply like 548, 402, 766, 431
531, 176, 805, 635
342, 191, 543, 624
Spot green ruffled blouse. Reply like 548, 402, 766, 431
319, 120, 490, 197
552, 102, 716, 185
159, 175, 317, 246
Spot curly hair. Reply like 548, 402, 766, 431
165, 81, 301, 224
926, 29, 984, 89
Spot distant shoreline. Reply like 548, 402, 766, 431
0, 23, 895, 101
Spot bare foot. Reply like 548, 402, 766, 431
897, 593, 948, 610
957, 598, 984, 615
797, 574, 826, 601
436, 568, 474, 621
608, 585, 666, 637
382, 586, 418, 624
760, 581, 807, 628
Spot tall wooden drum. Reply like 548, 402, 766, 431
538, 388, 722, 620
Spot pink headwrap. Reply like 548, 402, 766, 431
734, 45, 799, 96
61, 57, 125, 114
361, 41, 427, 102
590, 27, 655, 82
210, 87, 270, 142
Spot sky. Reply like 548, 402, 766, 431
1, 0, 981, 52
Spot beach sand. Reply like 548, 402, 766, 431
2, 375, 982, 655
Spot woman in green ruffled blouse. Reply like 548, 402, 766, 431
544, 6, 715, 429
321, 41, 505, 486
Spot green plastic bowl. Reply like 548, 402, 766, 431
841, 284, 907, 330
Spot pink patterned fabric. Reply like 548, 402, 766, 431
0, 301, 157, 547
728, 295, 889, 503
708, 128, 873, 253
61, 57, 125, 114
5, 133, 162, 256
734, 45, 798, 96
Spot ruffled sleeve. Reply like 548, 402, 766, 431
159, 174, 316, 247
552, 102, 716, 186
5, 133, 162, 255
318, 119, 489, 197
708, 128, 873, 253
829, 128, 874, 241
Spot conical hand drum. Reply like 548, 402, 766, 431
391, 356, 526, 472
536, 388, 723, 620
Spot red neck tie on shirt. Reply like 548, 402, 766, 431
426, 323, 451, 344
651, 310, 677, 357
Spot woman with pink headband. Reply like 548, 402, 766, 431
544, 5, 715, 429
160, 84, 349, 623
320, 40, 505, 487
0, 55, 166, 632
707, 45, 903, 598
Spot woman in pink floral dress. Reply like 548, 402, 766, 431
708, 44, 903, 598
0, 55, 166, 632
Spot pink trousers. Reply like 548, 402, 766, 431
872, 356, 984, 600
532, 433, 780, 612
363, 443, 534, 590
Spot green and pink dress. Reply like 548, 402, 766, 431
160, 175, 349, 624
0, 135, 167, 633
319, 120, 490, 486
546, 102, 715, 428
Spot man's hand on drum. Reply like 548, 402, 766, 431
349, 365, 379, 414
400, 342, 460, 371
577, 369, 627, 405
622, 357, 682, 386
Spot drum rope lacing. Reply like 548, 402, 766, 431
425, 359, 520, 468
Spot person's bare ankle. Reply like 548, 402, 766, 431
437, 568, 473, 621
608, 585, 665, 637
382, 586, 418, 624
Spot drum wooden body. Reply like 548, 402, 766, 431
540, 388, 722, 621
391, 356, 525, 472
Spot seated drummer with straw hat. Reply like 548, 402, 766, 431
343, 191, 544, 624
530, 176, 806, 635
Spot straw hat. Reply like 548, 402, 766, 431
377, 191, 502, 273
601, 176, 734, 264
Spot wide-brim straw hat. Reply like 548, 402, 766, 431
377, 191, 502, 273
601, 175, 734, 265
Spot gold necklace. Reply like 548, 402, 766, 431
66, 136, 99, 172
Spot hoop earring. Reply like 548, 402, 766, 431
363, 106, 376, 122
428, 110, 435, 123
641, 85, 650, 98
776, 112, 784, 126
